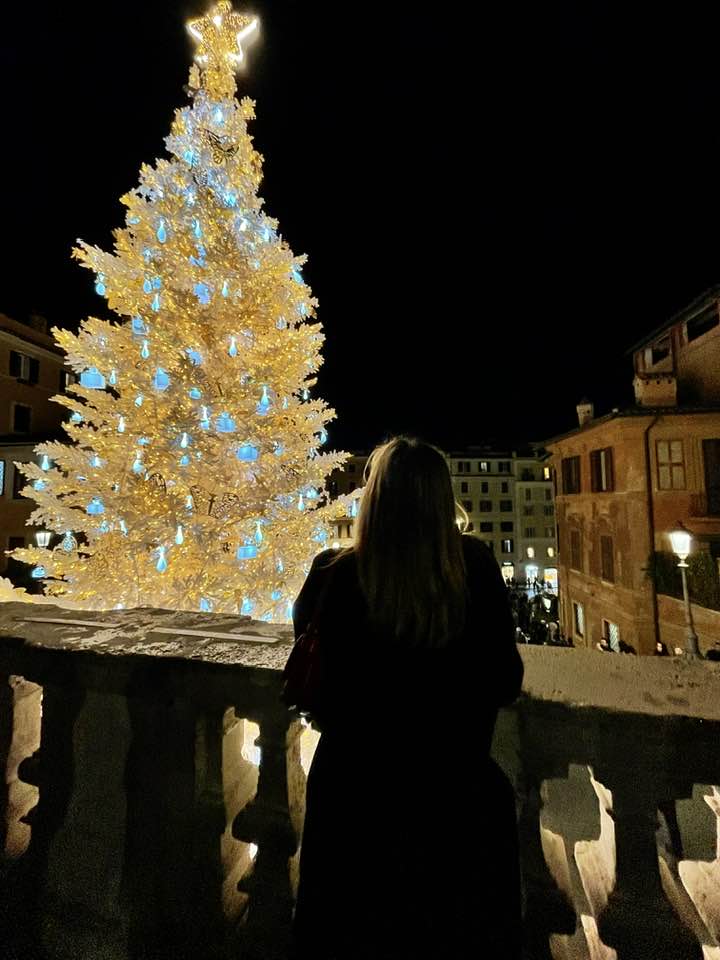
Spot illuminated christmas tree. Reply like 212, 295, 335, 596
11, 1, 348, 617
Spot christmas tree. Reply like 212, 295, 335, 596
11, 1, 348, 618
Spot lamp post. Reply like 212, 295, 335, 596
34, 530, 51, 548
668, 522, 700, 659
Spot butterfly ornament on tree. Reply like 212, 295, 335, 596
205, 130, 239, 164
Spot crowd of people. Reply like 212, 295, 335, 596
505, 578, 571, 646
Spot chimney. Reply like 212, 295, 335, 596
576, 398, 594, 426
27, 313, 48, 335
632, 373, 677, 407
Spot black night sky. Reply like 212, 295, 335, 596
3, 1, 720, 451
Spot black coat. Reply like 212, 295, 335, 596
291, 535, 524, 960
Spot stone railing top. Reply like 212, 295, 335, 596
0, 601, 294, 672
1, 602, 718, 721
518, 643, 720, 722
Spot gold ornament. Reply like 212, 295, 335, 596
187, 1, 259, 98
205, 129, 239, 164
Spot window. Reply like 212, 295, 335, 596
527, 547, 535, 559
462, 500, 472, 512
500, 521, 514, 532
499, 500, 512, 512
544, 527, 554, 538
521, 468, 534, 481
545, 488, 552, 501
686, 302, 719, 342
479, 461, 489, 473
0, 460, 3, 496
9, 351, 39, 384
524, 527, 536, 537
590, 447, 615, 492
570, 529, 582, 571
480, 522, 493, 533
5, 537, 27, 583
543, 466, 551, 480
501, 539, 514, 554
573, 601, 585, 638
547, 546, 555, 558
457, 460, 471, 473
602, 619, 620, 652
600, 535, 615, 582
561, 456, 581, 494
12, 404, 31, 433
59, 369, 77, 391
12, 465, 27, 499
702, 440, 720, 516
460, 481, 469, 494
523, 505, 534, 516
498, 461, 511, 473
524, 488, 531, 501
543, 505, 554, 517
485, 541, 495, 553
501, 481, 508, 494
644, 336, 671, 367
479, 500, 492, 513
481, 481, 489, 493
657, 440, 685, 490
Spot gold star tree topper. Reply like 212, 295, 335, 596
187, 1, 259, 98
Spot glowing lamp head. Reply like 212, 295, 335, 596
34, 530, 52, 547
669, 522, 692, 562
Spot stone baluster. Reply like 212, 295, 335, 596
16, 668, 86, 952
233, 696, 305, 960
517, 773, 577, 958
596, 758, 703, 960
513, 705, 577, 959
123, 664, 226, 960
0, 672, 17, 947
0, 673, 14, 861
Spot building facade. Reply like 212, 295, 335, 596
447, 448, 557, 587
328, 453, 368, 546
0, 313, 68, 582
547, 289, 720, 655
328, 447, 558, 581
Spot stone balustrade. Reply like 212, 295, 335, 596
0, 601, 718, 960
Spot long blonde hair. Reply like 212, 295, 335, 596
353, 437, 467, 647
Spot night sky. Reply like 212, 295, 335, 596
4, 1, 720, 451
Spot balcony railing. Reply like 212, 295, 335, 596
0, 602, 718, 960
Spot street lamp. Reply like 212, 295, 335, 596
668, 522, 700, 658
34, 530, 52, 548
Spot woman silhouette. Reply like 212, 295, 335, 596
290, 437, 524, 959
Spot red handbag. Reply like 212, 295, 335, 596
281, 568, 334, 717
